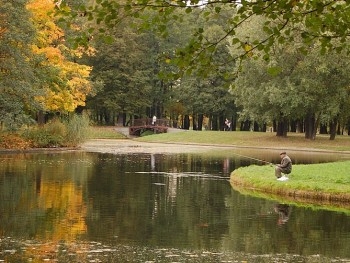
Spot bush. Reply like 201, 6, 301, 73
1, 114, 90, 149
22, 128, 64, 148
21, 118, 68, 148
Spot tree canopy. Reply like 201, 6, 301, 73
56, 0, 350, 76
0, 0, 39, 130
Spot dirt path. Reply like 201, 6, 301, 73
80, 139, 218, 154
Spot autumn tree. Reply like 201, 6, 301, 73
27, 0, 92, 119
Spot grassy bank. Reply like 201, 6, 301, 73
230, 161, 350, 207
136, 130, 350, 152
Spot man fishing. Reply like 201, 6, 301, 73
275, 151, 292, 180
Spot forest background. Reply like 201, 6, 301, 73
1, 0, 350, 149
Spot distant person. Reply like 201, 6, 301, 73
224, 118, 230, 131
152, 115, 157, 125
227, 120, 231, 131
275, 151, 292, 180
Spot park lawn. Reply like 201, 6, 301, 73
136, 130, 350, 152
87, 126, 126, 139
230, 161, 350, 203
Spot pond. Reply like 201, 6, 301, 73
1, 144, 350, 262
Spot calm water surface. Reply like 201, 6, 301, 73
0, 149, 350, 262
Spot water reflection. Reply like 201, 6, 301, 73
0, 150, 349, 262
274, 204, 291, 225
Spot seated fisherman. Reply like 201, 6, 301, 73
275, 151, 292, 179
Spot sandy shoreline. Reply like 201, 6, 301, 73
80, 139, 221, 154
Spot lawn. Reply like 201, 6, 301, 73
136, 130, 350, 152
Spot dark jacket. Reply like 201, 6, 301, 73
279, 155, 292, 173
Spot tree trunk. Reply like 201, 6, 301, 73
329, 118, 337, 140
240, 120, 250, 131
276, 118, 288, 137
273, 120, 277, 132
212, 115, 218, 130
296, 119, 304, 133
192, 114, 197, 130
290, 120, 297, 132
231, 114, 236, 131
319, 124, 327, 134
197, 114, 203, 131
183, 115, 190, 130
253, 121, 259, 132
37, 110, 45, 125
305, 112, 316, 140
337, 123, 341, 135
207, 115, 212, 130
219, 114, 225, 131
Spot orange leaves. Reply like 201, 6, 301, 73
0, 134, 32, 149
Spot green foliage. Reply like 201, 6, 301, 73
21, 114, 89, 148
23, 119, 66, 148
85, 16, 154, 124
23, 128, 63, 148
57, 0, 350, 77
0, 1, 42, 130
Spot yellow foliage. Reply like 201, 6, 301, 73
27, 0, 92, 113
27, 0, 64, 47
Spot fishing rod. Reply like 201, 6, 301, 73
231, 152, 275, 166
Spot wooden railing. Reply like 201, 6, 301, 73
132, 118, 175, 127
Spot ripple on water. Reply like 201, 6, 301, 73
0, 237, 349, 263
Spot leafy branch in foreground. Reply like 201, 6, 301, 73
54, 0, 350, 77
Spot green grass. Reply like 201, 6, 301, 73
136, 130, 350, 152
230, 161, 350, 209
87, 126, 126, 139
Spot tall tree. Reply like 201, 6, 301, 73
28, 0, 92, 115
233, 33, 350, 139
86, 19, 154, 125
0, 0, 40, 130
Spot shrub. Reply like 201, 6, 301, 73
22, 128, 64, 148
21, 114, 90, 148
